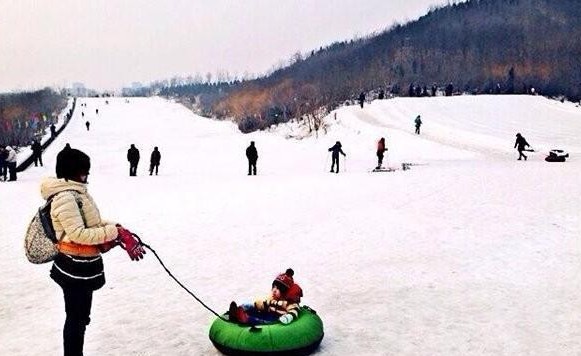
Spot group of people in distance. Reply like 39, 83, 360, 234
127, 144, 161, 176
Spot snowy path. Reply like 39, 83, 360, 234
1, 96, 580, 355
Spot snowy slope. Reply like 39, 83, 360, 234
1, 95, 580, 356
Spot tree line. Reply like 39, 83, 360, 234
158, 0, 581, 132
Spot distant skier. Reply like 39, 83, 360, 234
376, 137, 387, 169
85, 121, 90, 131
514, 133, 530, 161
31, 140, 43, 167
127, 144, 140, 176
95, 108, 99, 115
414, 115, 422, 134
246, 141, 258, 175
358, 92, 366, 108
50, 124, 57, 137
328, 141, 346, 173
82, 111, 85, 118
149, 146, 161, 176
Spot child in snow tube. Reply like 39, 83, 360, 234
229, 268, 303, 325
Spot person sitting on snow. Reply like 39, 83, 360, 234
229, 268, 303, 325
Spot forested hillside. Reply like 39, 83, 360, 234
161, 0, 581, 132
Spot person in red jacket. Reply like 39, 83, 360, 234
229, 268, 303, 325
376, 137, 387, 169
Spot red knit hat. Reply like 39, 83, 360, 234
272, 268, 294, 293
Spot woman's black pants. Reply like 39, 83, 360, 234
62, 287, 93, 356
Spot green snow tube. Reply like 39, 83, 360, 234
209, 306, 324, 355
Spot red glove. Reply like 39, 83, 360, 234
117, 227, 145, 261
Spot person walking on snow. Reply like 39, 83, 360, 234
514, 133, 531, 161
42, 148, 145, 356
328, 141, 346, 173
376, 137, 387, 169
246, 141, 258, 175
85, 121, 90, 131
127, 144, 140, 176
414, 115, 422, 134
149, 147, 161, 176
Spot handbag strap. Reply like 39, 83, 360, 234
48, 190, 87, 241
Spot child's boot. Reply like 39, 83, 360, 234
228, 301, 238, 322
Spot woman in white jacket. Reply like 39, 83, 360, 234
41, 148, 145, 356
5, 145, 17, 181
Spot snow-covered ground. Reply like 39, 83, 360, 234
1, 95, 580, 356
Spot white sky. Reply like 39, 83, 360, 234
0, 0, 450, 92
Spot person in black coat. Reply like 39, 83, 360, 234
358, 92, 366, 108
31, 140, 43, 167
149, 147, 161, 176
127, 144, 140, 176
514, 133, 530, 161
246, 141, 258, 175
328, 141, 346, 173
378, 89, 385, 100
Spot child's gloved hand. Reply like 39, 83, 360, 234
279, 314, 294, 324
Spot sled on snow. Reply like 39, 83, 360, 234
371, 163, 412, 172
545, 149, 569, 162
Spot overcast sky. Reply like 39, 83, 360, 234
0, 0, 450, 92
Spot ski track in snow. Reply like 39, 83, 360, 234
1, 95, 580, 356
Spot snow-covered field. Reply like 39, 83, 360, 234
1, 95, 580, 356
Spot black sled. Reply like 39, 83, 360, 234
545, 149, 569, 162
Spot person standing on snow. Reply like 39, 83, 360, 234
245, 141, 258, 175
149, 146, 161, 176
0, 146, 7, 181
358, 92, 366, 108
31, 140, 43, 167
514, 133, 531, 161
414, 115, 422, 135
328, 141, 346, 173
376, 137, 387, 169
42, 148, 145, 356
127, 144, 140, 176
85, 121, 90, 131
5, 145, 17, 181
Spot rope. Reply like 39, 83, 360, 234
132, 233, 228, 321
